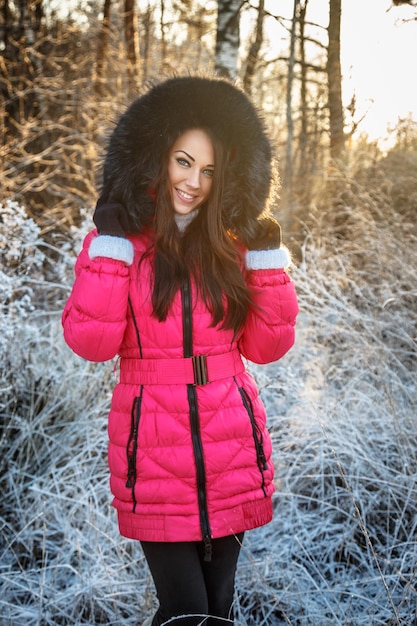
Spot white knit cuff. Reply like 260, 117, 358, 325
245, 246, 290, 270
88, 235, 134, 265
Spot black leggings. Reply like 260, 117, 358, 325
141, 533, 244, 626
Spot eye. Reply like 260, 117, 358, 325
176, 157, 190, 167
203, 168, 214, 178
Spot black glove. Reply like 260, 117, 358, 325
93, 199, 131, 237
247, 217, 281, 250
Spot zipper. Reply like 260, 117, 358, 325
125, 297, 144, 513
182, 278, 212, 561
128, 295, 143, 358
125, 387, 143, 512
237, 383, 268, 496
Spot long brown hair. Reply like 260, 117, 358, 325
150, 127, 252, 333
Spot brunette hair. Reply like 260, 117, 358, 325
150, 128, 252, 333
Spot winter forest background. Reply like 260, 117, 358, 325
1, 0, 417, 624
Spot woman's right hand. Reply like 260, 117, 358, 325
93, 199, 131, 237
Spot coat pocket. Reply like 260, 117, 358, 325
125, 388, 143, 510
236, 383, 268, 496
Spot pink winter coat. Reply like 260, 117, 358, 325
62, 230, 298, 545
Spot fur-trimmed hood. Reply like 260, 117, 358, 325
100, 76, 274, 242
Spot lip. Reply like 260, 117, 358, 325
175, 188, 197, 203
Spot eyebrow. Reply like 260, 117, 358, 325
174, 150, 214, 168
174, 149, 194, 162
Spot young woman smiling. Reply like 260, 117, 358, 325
62, 76, 299, 625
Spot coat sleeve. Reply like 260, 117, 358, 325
61, 231, 134, 362
238, 247, 299, 364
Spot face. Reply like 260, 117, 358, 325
167, 128, 215, 215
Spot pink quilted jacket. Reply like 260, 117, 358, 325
62, 230, 298, 545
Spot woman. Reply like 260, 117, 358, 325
62, 76, 298, 625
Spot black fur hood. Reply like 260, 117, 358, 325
100, 76, 274, 242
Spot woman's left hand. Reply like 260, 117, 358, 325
247, 218, 281, 250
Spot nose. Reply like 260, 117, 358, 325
185, 166, 201, 189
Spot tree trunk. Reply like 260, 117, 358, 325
124, 0, 139, 94
12, 0, 45, 123
32, 0, 43, 32
283, 0, 299, 208
141, 2, 152, 81
160, 0, 168, 71
95, 0, 111, 95
1, 0, 12, 50
215, 0, 241, 79
243, 0, 265, 94
297, 0, 308, 194
327, 0, 344, 161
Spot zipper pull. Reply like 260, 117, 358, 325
125, 452, 135, 488
125, 464, 134, 488
203, 536, 212, 562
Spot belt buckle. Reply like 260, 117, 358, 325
192, 355, 209, 385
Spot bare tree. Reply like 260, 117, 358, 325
140, 2, 152, 81
95, 0, 112, 95
174, 0, 216, 69
124, 0, 139, 94
243, 0, 265, 93
160, 0, 168, 71
296, 0, 310, 203
327, 0, 344, 160
283, 0, 299, 207
389, 0, 417, 20
215, 0, 241, 78
1, 0, 12, 50
1, 0, 45, 129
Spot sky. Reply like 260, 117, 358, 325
263, 0, 417, 143
341, 0, 417, 141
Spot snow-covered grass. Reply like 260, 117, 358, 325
1, 184, 416, 625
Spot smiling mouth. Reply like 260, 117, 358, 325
176, 188, 196, 202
